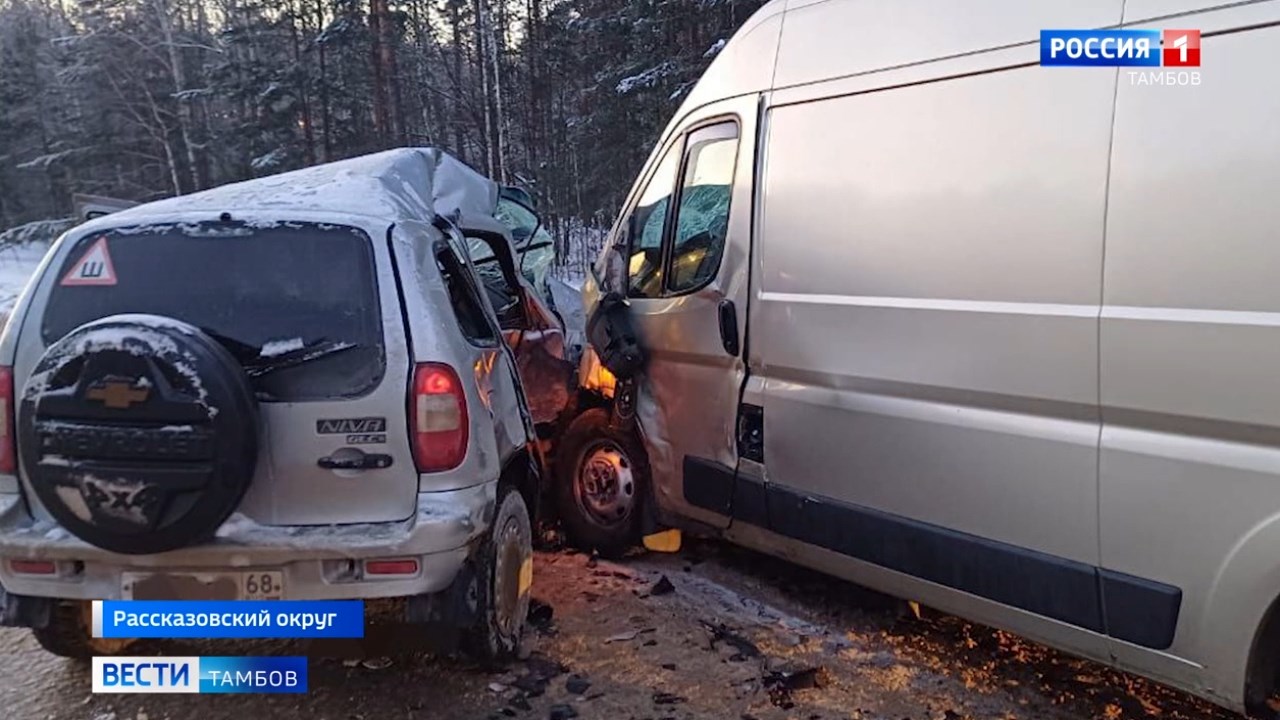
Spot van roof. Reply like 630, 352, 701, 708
79, 147, 499, 230
678, 0, 1217, 114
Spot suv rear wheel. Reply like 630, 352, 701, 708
33, 601, 136, 660
463, 487, 533, 664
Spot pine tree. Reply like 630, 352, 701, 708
0, 0, 767, 266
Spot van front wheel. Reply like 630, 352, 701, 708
555, 408, 649, 557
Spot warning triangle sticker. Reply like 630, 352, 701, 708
60, 237, 117, 287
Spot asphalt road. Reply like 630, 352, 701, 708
0, 540, 1241, 720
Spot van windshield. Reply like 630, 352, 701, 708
41, 221, 385, 401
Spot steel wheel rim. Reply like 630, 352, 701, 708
81, 601, 134, 654
574, 440, 636, 528
492, 514, 529, 641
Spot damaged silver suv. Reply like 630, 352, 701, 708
0, 148, 571, 660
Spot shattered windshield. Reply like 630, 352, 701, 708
480, 197, 555, 299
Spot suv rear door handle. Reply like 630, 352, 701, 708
318, 452, 393, 470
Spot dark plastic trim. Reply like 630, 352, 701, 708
1100, 568, 1183, 650
681, 455, 734, 517
681, 456, 1182, 649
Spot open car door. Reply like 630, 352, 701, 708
458, 214, 574, 429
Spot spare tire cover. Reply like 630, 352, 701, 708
18, 314, 258, 554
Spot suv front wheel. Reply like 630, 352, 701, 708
554, 408, 649, 557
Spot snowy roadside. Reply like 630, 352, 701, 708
0, 242, 50, 326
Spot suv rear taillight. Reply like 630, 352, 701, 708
0, 366, 14, 474
410, 363, 468, 472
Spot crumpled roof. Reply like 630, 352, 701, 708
96, 148, 499, 225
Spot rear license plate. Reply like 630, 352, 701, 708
122, 570, 284, 600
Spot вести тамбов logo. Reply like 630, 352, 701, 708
92, 656, 308, 694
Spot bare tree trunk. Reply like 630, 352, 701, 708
388, 9, 405, 144
489, 0, 505, 181
290, 0, 316, 164
193, 0, 212, 186
409, 0, 433, 142
36, 120, 68, 214
370, 0, 402, 146
524, 0, 542, 175
448, 0, 466, 163
473, 0, 493, 176
153, 0, 199, 192
369, 0, 392, 145
315, 0, 331, 161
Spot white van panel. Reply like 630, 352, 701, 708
756, 63, 1115, 561
1101, 25, 1280, 424
678, 4, 783, 114
772, 0, 1121, 89
1123, 0, 1262, 23
1100, 22, 1280, 693
760, 66, 1113, 401
1123, 0, 1280, 32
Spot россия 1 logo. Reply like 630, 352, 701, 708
1162, 29, 1201, 66
1041, 29, 1201, 86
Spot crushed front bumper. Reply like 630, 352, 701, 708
0, 482, 496, 602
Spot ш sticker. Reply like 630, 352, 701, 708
61, 237, 118, 286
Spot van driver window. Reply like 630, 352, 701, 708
668, 122, 738, 294
625, 143, 681, 299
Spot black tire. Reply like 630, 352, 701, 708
554, 408, 649, 557
32, 601, 135, 660
463, 488, 533, 665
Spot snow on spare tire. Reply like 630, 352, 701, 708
18, 314, 258, 554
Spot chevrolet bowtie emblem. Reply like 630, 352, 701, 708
86, 379, 150, 409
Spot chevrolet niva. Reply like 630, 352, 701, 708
0, 147, 575, 661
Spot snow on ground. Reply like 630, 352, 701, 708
0, 542, 1234, 720
0, 242, 50, 319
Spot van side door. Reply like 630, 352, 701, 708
612, 95, 759, 529
752, 54, 1114, 647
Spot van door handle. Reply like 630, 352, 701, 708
718, 300, 740, 357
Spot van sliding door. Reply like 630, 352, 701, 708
751, 60, 1114, 646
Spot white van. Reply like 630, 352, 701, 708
554, 1, 1280, 715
